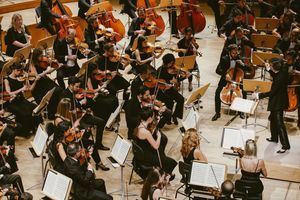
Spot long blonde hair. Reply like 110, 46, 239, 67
56, 98, 72, 122
11, 14, 23, 30
181, 128, 200, 158
244, 139, 257, 158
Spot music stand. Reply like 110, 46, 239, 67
76, 55, 98, 77
175, 55, 196, 71
251, 34, 279, 51
242, 79, 271, 132
131, 35, 156, 51
1, 57, 17, 77
13, 44, 32, 62
32, 88, 55, 121
255, 18, 279, 33
36, 35, 57, 50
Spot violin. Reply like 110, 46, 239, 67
231, 146, 244, 158
144, 42, 164, 53
143, 75, 174, 91
39, 55, 60, 69
167, 66, 191, 79
93, 69, 114, 81
64, 128, 84, 143
286, 72, 300, 112
78, 147, 90, 166
108, 51, 132, 63
0, 92, 14, 103
75, 88, 97, 100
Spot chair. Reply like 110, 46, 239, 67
129, 140, 153, 184
234, 179, 263, 200
175, 161, 192, 199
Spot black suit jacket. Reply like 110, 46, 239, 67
78, 0, 91, 19
60, 88, 81, 110
125, 97, 142, 129
259, 66, 289, 111
221, 35, 255, 57
274, 38, 300, 55
40, 0, 60, 24
64, 156, 95, 199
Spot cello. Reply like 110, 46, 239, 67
137, 0, 165, 36
52, 0, 84, 41
177, 0, 206, 34
286, 73, 300, 112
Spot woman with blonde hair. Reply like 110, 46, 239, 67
5, 14, 31, 57
181, 128, 207, 164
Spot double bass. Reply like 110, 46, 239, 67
177, 0, 206, 34
52, 0, 84, 41
137, 0, 165, 36
286, 73, 300, 112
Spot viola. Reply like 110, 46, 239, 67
220, 63, 244, 105
177, 0, 206, 34
64, 128, 84, 143
75, 88, 97, 100
93, 70, 114, 81
231, 146, 244, 158
39, 56, 60, 69
137, 0, 165, 36
143, 75, 173, 91
144, 42, 164, 53
78, 147, 90, 166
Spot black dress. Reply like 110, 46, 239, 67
5, 27, 29, 57
149, 185, 159, 200
4, 76, 41, 136
183, 147, 196, 164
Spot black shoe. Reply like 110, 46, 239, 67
96, 163, 110, 171
99, 145, 110, 151
239, 113, 245, 119
266, 138, 278, 143
169, 174, 175, 182
172, 117, 178, 125
276, 148, 289, 154
211, 113, 220, 121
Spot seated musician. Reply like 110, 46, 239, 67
236, 139, 267, 199
64, 143, 113, 200
228, 0, 255, 23
78, 0, 92, 20
5, 14, 31, 57
120, 0, 137, 19
4, 63, 42, 137
177, 27, 200, 91
180, 128, 207, 164
134, 107, 177, 178
218, 9, 246, 39
141, 168, 170, 200
125, 7, 152, 54
212, 44, 248, 121
220, 180, 236, 200
221, 27, 255, 58
131, 64, 152, 98
40, 0, 67, 35
125, 86, 171, 139
272, 11, 295, 39
30, 48, 63, 119
59, 76, 109, 151
253, 58, 291, 153
0, 120, 15, 151
50, 98, 109, 173
157, 54, 185, 125
290, 0, 300, 23
54, 28, 88, 89
258, 0, 289, 19
293, 50, 300, 128
274, 28, 300, 55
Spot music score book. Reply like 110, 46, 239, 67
42, 169, 73, 200
189, 161, 227, 189
30, 125, 48, 157
230, 97, 258, 115
182, 107, 200, 131
108, 134, 131, 168
221, 127, 255, 149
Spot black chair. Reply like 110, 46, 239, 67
175, 161, 192, 199
129, 140, 153, 184
234, 179, 263, 200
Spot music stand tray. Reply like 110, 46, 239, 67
175, 55, 196, 71
1, 57, 18, 76
77, 56, 98, 78
13, 44, 32, 62
36, 35, 57, 49
255, 18, 279, 33
251, 34, 279, 50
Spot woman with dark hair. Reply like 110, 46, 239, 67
272, 11, 295, 39
134, 107, 177, 177
141, 168, 170, 200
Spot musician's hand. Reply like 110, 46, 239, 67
156, 130, 161, 138
135, 30, 146, 35
225, 74, 231, 81
87, 163, 94, 171
61, 15, 68, 20
79, 98, 87, 105
236, 60, 245, 66
67, 55, 77, 61
0, 110, 4, 116
27, 35, 32, 42
5, 163, 10, 169
36, 75, 42, 81
265, 62, 271, 71
220, 34, 227, 40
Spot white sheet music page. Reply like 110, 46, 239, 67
111, 135, 131, 165
239, 129, 255, 149
206, 164, 226, 188
230, 98, 257, 114
33, 125, 48, 156
182, 108, 199, 130
54, 174, 71, 200
190, 162, 208, 186
43, 170, 56, 196
222, 128, 240, 149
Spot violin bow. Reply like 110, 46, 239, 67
115, 42, 127, 72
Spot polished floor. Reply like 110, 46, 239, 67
1, 1, 300, 199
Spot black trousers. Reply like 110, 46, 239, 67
270, 110, 290, 149
56, 65, 80, 89
122, 7, 137, 19
80, 114, 106, 148
0, 174, 24, 194
0, 127, 15, 147
42, 22, 56, 35
162, 89, 184, 119
207, 0, 221, 30
82, 137, 101, 164
76, 179, 112, 200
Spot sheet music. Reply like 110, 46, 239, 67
32, 125, 48, 156
106, 100, 124, 128
222, 127, 255, 149
230, 98, 257, 114
110, 135, 131, 165
182, 108, 199, 130
189, 162, 226, 188
54, 174, 70, 200
43, 170, 56, 195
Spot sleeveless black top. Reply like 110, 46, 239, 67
240, 159, 264, 193
149, 186, 159, 200
183, 147, 196, 164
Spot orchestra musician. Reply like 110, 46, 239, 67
4, 14, 31, 57
274, 27, 300, 55
0, 118, 15, 150
141, 168, 170, 200
64, 143, 113, 200
30, 48, 63, 119
212, 44, 248, 121
119, 0, 137, 19
181, 128, 207, 164
253, 58, 290, 153
78, 0, 92, 20
228, 0, 255, 23
177, 27, 200, 91
3, 63, 42, 137
59, 76, 110, 151
156, 54, 185, 125
133, 107, 177, 178
40, 0, 67, 35
206, 0, 222, 32
290, 0, 300, 23
54, 28, 88, 89
220, 180, 235, 200
272, 11, 295, 39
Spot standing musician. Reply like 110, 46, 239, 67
54, 28, 88, 89
4, 63, 42, 137
30, 48, 63, 119
40, 0, 67, 35
177, 27, 200, 91
253, 58, 290, 153
78, 0, 92, 20
119, 0, 137, 19
212, 44, 248, 121
218, 9, 246, 39
206, 0, 222, 32
272, 11, 295, 39
157, 54, 185, 125
125, 7, 152, 54
64, 143, 113, 200
4, 14, 31, 57
274, 28, 300, 55
59, 76, 110, 151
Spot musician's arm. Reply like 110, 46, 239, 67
259, 160, 268, 177
194, 149, 208, 162
6, 29, 27, 48
152, 188, 163, 200
128, 19, 137, 36
124, 0, 137, 10
4, 79, 24, 95
41, 0, 60, 19
135, 50, 153, 65
272, 28, 281, 38
146, 130, 161, 150
56, 142, 67, 161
